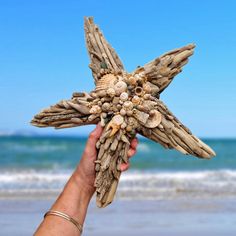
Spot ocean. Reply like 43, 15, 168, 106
0, 136, 235, 200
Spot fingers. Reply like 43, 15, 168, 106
120, 163, 130, 172
130, 138, 138, 149
128, 138, 138, 158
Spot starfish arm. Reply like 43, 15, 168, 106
137, 100, 216, 159
134, 44, 195, 94
84, 17, 124, 83
31, 92, 100, 129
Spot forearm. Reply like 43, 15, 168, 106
34, 172, 94, 236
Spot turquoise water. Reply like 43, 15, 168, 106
0, 136, 235, 171
0, 136, 236, 199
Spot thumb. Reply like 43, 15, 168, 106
85, 123, 103, 153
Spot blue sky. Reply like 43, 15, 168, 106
0, 0, 235, 137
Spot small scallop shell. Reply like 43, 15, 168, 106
131, 95, 141, 105
89, 105, 102, 114
120, 92, 129, 101
96, 74, 117, 91
114, 81, 127, 95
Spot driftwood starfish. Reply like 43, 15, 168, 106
31, 17, 216, 208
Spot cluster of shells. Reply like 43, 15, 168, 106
87, 70, 162, 138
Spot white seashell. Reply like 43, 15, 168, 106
123, 101, 133, 110
131, 95, 141, 105
89, 105, 101, 114
112, 114, 124, 126
120, 108, 126, 116
120, 92, 129, 101
102, 102, 110, 111
106, 114, 124, 136
126, 110, 133, 116
114, 81, 127, 95
107, 88, 116, 97
144, 110, 162, 128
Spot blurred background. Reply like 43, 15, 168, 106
0, 0, 236, 235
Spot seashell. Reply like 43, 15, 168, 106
128, 117, 137, 126
89, 105, 102, 114
106, 114, 124, 136
146, 82, 160, 95
117, 104, 122, 110
101, 112, 107, 118
143, 94, 151, 100
112, 114, 124, 126
107, 88, 116, 97
131, 95, 141, 105
120, 92, 129, 101
123, 101, 133, 110
142, 100, 157, 110
112, 96, 120, 105
135, 86, 143, 96
143, 83, 152, 93
102, 102, 110, 112
96, 74, 117, 91
120, 108, 126, 116
133, 109, 149, 124
144, 110, 162, 128
114, 81, 127, 95
126, 110, 133, 116
128, 76, 137, 85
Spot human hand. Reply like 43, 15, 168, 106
73, 123, 138, 197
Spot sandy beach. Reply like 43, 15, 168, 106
1, 197, 236, 236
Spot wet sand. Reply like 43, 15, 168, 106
1, 198, 236, 236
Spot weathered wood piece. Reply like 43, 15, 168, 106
31, 17, 216, 208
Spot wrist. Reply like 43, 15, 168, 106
71, 171, 95, 199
